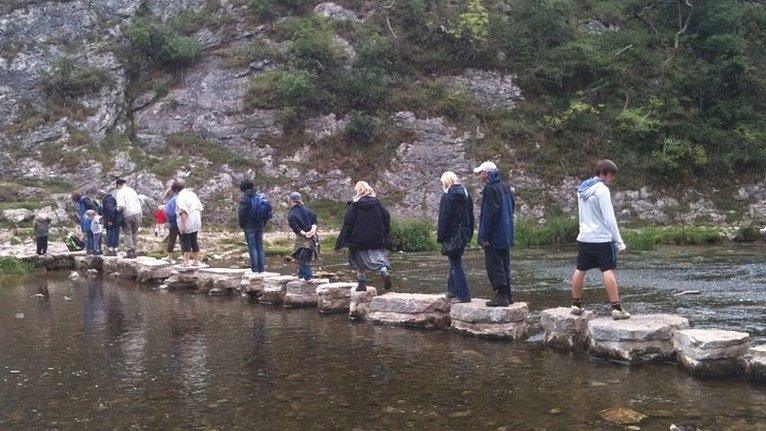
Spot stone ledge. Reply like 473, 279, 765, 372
316, 282, 357, 314
450, 300, 528, 323
540, 307, 594, 350
588, 314, 689, 364
452, 319, 527, 340
349, 287, 377, 321
241, 271, 281, 296
260, 275, 299, 305
284, 278, 330, 308
368, 293, 451, 329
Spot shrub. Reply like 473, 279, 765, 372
43, 57, 111, 99
166, 133, 250, 168
345, 111, 376, 143
389, 219, 437, 252
288, 19, 347, 74
130, 19, 201, 70
0, 257, 31, 275
246, 70, 282, 109
515, 216, 579, 248
276, 69, 317, 108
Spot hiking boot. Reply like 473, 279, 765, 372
571, 305, 584, 316
485, 292, 510, 307
382, 273, 392, 291
612, 309, 631, 320
356, 279, 367, 292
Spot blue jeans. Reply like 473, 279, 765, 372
298, 261, 313, 280
447, 248, 470, 301
85, 231, 94, 253
106, 226, 120, 248
93, 233, 102, 254
244, 229, 266, 272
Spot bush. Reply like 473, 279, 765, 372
43, 57, 111, 99
276, 70, 317, 108
515, 216, 579, 248
287, 18, 347, 74
130, 19, 201, 70
345, 111, 376, 143
389, 219, 437, 252
0, 257, 31, 275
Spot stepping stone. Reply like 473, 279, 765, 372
102, 256, 173, 283
241, 271, 281, 296
746, 344, 766, 383
450, 300, 529, 340
316, 282, 357, 314
540, 307, 595, 350
74, 255, 103, 271
349, 286, 377, 321
368, 293, 451, 329
674, 329, 750, 377
588, 314, 689, 364
24, 251, 83, 270
284, 278, 330, 308
195, 267, 247, 293
260, 275, 299, 305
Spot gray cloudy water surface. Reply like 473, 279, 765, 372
1, 244, 766, 430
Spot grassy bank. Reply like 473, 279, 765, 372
0, 256, 32, 275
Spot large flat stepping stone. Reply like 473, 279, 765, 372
349, 287, 377, 321
316, 282, 357, 314
241, 271, 281, 296
368, 293, 451, 329
198, 268, 248, 294
674, 329, 750, 377
75, 255, 103, 271
450, 300, 528, 340
588, 314, 689, 363
260, 275, 299, 305
746, 344, 766, 383
103, 256, 173, 283
284, 278, 330, 308
540, 307, 594, 350
22, 251, 83, 270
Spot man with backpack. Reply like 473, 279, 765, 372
238, 179, 272, 273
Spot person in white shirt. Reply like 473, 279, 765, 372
570, 160, 630, 320
115, 178, 143, 259
172, 179, 204, 267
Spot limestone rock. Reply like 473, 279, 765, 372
540, 307, 594, 350
102, 256, 173, 283
313, 2, 359, 21
448, 68, 524, 110
588, 314, 689, 363
2, 208, 33, 223
316, 282, 356, 314
746, 344, 766, 383
450, 300, 528, 340
283, 278, 330, 308
196, 267, 246, 293
349, 286, 377, 321
368, 293, 451, 329
75, 255, 103, 271
68, 271, 80, 281
241, 271, 281, 296
599, 407, 646, 425
260, 275, 298, 305
674, 329, 749, 377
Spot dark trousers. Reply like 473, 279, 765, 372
85, 231, 95, 253
93, 233, 102, 254
106, 226, 120, 248
484, 247, 511, 296
447, 248, 470, 301
244, 229, 266, 272
36, 236, 48, 255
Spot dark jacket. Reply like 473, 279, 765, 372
102, 194, 123, 228
78, 196, 93, 230
478, 170, 515, 250
165, 194, 178, 230
288, 204, 317, 236
335, 196, 391, 251
238, 189, 266, 231
437, 184, 474, 244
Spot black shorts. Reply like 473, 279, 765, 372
166, 228, 180, 253
576, 242, 617, 272
180, 231, 199, 253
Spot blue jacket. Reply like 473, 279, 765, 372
238, 189, 266, 231
478, 170, 515, 249
288, 204, 317, 236
101, 193, 123, 228
437, 184, 474, 244
78, 197, 92, 231
165, 194, 178, 230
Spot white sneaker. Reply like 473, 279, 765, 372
612, 309, 631, 320
571, 305, 584, 316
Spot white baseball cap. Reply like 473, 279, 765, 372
473, 161, 497, 173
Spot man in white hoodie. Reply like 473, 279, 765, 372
571, 160, 630, 320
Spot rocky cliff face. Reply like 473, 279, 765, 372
0, 0, 761, 226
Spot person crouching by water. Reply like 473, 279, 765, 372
335, 181, 392, 292
287, 192, 318, 280
437, 171, 474, 304
173, 180, 204, 268
474, 161, 515, 307
570, 159, 630, 320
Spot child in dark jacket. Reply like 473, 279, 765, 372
287, 192, 318, 280
33, 213, 51, 255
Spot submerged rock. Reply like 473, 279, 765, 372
68, 271, 80, 281
450, 299, 528, 340
674, 329, 750, 377
540, 307, 594, 350
349, 286, 377, 321
316, 282, 356, 314
599, 407, 646, 425
588, 314, 689, 363
283, 278, 330, 308
368, 293, 451, 330
746, 344, 766, 383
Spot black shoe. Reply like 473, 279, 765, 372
485, 292, 510, 307
356, 279, 367, 292
382, 273, 392, 291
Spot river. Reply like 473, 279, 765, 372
1, 244, 765, 430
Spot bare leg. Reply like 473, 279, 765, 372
571, 269, 586, 300
602, 270, 620, 303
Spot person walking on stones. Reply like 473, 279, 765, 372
287, 192, 318, 280
163, 185, 180, 262
173, 180, 204, 268
70, 191, 99, 254
101, 189, 123, 256
437, 171, 475, 304
115, 178, 143, 259
474, 161, 515, 307
33, 212, 51, 256
335, 181, 392, 292
238, 179, 271, 273
570, 159, 630, 320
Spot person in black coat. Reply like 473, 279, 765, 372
436, 171, 474, 303
335, 181, 392, 291
101, 189, 123, 256
287, 192, 318, 280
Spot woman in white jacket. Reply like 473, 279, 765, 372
570, 160, 630, 320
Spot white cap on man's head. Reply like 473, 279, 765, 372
473, 161, 497, 173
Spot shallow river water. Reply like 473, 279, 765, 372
2, 244, 766, 430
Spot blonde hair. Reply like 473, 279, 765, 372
354, 181, 375, 199
440, 171, 460, 189
85, 209, 96, 217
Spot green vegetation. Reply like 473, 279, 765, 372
389, 219, 437, 252
622, 226, 725, 251
515, 216, 579, 248
129, 18, 202, 70
43, 57, 112, 99
0, 257, 32, 275
166, 133, 251, 169
310, 198, 348, 228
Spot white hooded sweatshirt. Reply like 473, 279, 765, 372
576, 178, 626, 251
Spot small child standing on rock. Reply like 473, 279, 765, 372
33, 212, 51, 255
154, 204, 167, 237
86, 210, 103, 255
